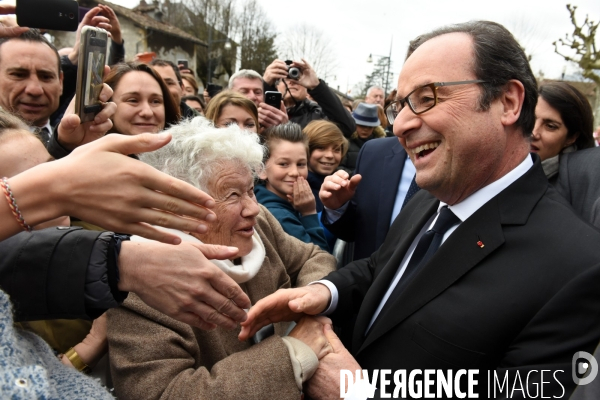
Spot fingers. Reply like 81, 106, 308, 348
0, 5, 16, 14
323, 323, 345, 352
187, 242, 239, 260
347, 174, 363, 191
138, 166, 218, 212
0, 25, 28, 38
178, 299, 241, 330
258, 103, 288, 127
238, 289, 304, 340
91, 100, 116, 128
175, 311, 217, 331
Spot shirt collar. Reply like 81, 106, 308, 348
439, 155, 534, 222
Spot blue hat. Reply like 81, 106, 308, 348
352, 103, 380, 127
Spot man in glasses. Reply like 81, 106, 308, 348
240, 20, 600, 399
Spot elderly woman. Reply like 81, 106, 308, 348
107, 117, 336, 400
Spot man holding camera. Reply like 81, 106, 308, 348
228, 69, 289, 130
263, 59, 355, 137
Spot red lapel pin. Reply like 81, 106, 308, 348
477, 240, 485, 248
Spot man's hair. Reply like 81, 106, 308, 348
407, 21, 538, 136
303, 120, 348, 158
228, 69, 263, 89
539, 81, 595, 151
204, 90, 259, 129
262, 122, 308, 162
150, 59, 183, 86
182, 95, 206, 110
104, 62, 181, 129
0, 29, 61, 74
366, 86, 384, 96
139, 116, 265, 193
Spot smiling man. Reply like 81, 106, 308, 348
239, 21, 600, 399
0, 30, 63, 145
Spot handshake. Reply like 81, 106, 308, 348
239, 284, 363, 399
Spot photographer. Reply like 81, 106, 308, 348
263, 59, 355, 137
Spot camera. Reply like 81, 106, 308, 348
284, 60, 301, 80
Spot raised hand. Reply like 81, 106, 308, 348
319, 170, 362, 210
288, 176, 317, 216
118, 241, 251, 330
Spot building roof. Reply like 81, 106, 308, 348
92, 0, 206, 46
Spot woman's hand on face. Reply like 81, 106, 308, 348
288, 176, 317, 216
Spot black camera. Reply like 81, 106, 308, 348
284, 60, 301, 80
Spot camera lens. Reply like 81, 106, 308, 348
69, 13, 75, 19
91, 31, 96, 37
288, 67, 300, 80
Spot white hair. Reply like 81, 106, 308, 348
228, 69, 263, 89
366, 86, 384, 96
140, 117, 265, 192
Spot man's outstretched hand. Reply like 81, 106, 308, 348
238, 283, 331, 341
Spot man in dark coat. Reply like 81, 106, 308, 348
262, 59, 355, 137
240, 21, 600, 399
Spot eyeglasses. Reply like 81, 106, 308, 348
384, 80, 486, 124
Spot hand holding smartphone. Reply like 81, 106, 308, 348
75, 26, 108, 122
16, 0, 79, 31
264, 91, 282, 109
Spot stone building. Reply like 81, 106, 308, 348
49, 0, 206, 79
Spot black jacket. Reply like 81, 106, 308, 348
0, 227, 126, 321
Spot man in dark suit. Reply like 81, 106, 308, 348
320, 136, 413, 261
556, 146, 600, 229
240, 21, 600, 399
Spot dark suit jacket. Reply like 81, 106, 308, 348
326, 158, 600, 398
556, 147, 600, 229
322, 137, 407, 260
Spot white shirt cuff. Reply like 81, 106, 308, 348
308, 280, 338, 315
323, 202, 350, 224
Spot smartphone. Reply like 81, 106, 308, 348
16, 0, 79, 31
177, 59, 189, 70
265, 91, 282, 109
75, 27, 108, 122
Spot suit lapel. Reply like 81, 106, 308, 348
352, 192, 438, 352
376, 144, 406, 246
356, 158, 548, 355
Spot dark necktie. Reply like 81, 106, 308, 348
401, 174, 420, 210
35, 126, 50, 147
375, 206, 460, 323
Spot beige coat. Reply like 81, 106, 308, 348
107, 205, 336, 400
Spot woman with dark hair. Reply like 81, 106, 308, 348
104, 62, 181, 135
204, 90, 259, 133
531, 81, 595, 183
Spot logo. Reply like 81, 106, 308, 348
572, 351, 598, 385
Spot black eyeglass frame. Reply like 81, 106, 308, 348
384, 80, 486, 123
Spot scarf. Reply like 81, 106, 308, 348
131, 228, 265, 284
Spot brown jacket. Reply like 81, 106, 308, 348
107, 206, 336, 400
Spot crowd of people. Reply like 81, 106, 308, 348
1, 3, 600, 399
